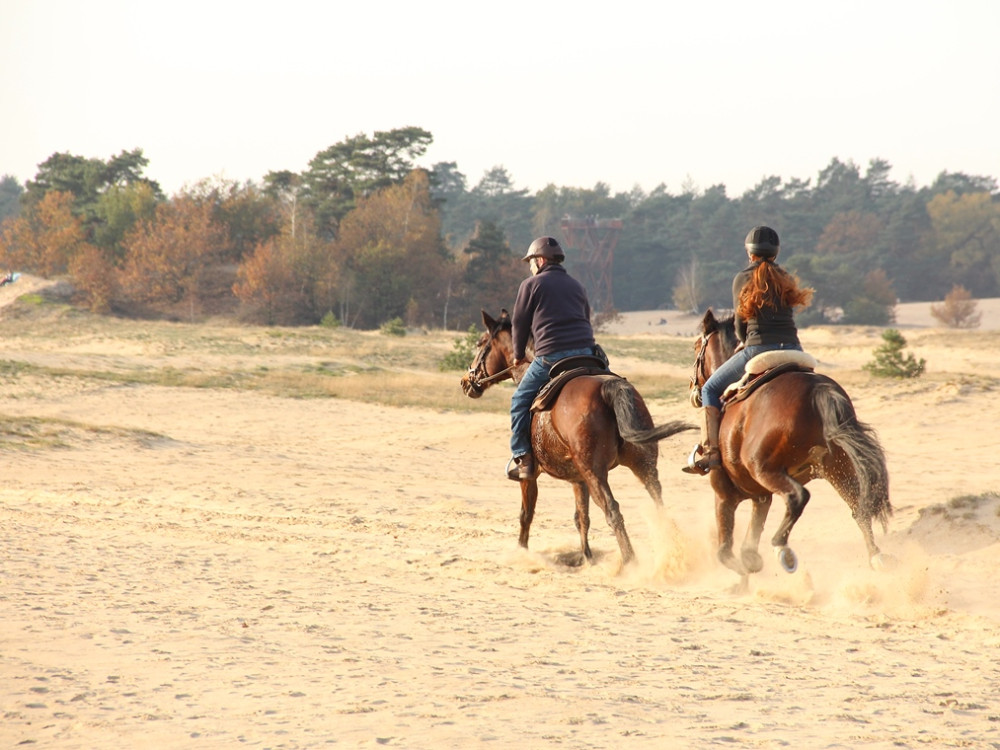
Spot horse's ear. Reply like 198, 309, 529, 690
702, 308, 717, 330
481, 310, 497, 330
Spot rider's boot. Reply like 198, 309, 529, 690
682, 406, 721, 475
507, 453, 536, 481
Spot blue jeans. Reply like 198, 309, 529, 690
510, 347, 597, 457
701, 342, 802, 409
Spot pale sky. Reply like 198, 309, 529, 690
2, 0, 998, 198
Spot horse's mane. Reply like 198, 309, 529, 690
497, 310, 533, 356
701, 309, 739, 354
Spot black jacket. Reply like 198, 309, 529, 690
732, 263, 800, 346
512, 264, 595, 359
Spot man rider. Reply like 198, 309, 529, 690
508, 236, 599, 480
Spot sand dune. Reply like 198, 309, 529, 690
2, 283, 1000, 748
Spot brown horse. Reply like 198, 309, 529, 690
461, 310, 693, 566
689, 309, 892, 585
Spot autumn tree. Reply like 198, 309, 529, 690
0, 190, 93, 276
233, 210, 337, 325
930, 284, 981, 328
69, 245, 117, 313
815, 210, 884, 257
118, 195, 227, 317
185, 177, 283, 262
335, 169, 448, 328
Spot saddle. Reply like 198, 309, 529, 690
721, 349, 819, 406
532, 355, 616, 413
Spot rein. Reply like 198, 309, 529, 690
689, 331, 715, 408
466, 319, 520, 392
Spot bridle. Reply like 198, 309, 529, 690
466, 319, 519, 394
688, 331, 715, 408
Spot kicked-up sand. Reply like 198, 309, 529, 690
2, 277, 999, 748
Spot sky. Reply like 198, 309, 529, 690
2, 0, 998, 199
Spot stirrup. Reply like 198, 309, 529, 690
505, 457, 520, 481
506, 455, 534, 481
681, 444, 716, 475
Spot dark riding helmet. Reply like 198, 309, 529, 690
744, 225, 780, 258
522, 236, 565, 263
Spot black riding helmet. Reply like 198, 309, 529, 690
744, 225, 779, 258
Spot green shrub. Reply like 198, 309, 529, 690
863, 329, 925, 378
320, 311, 340, 329
439, 325, 480, 371
843, 298, 894, 326
379, 317, 406, 337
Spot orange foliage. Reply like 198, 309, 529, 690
930, 284, 981, 328
0, 191, 91, 276
233, 211, 337, 325
815, 210, 884, 255
335, 170, 447, 327
118, 195, 226, 305
69, 245, 117, 313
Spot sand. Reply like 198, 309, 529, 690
2, 280, 1000, 748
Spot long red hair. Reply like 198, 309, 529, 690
737, 258, 814, 319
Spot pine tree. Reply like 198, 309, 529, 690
863, 329, 925, 378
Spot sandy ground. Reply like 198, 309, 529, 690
2, 281, 1000, 748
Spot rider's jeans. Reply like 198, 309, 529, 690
510, 347, 596, 457
701, 342, 802, 410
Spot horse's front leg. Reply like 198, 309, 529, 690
571, 482, 593, 562
715, 494, 747, 576
518, 478, 539, 549
740, 494, 773, 573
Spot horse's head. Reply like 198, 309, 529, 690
460, 309, 517, 398
688, 308, 738, 407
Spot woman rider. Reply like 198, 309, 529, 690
684, 225, 814, 475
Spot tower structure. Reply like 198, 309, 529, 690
559, 215, 623, 312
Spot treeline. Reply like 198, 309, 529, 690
1, 127, 998, 329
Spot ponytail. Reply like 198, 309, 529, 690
737, 259, 814, 319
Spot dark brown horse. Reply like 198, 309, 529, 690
690, 309, 892, 585
461, 310, 693, 566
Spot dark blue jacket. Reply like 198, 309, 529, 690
512, 264, 594, 359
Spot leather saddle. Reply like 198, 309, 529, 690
722, 350, 819, 406
532, 355, 614, 412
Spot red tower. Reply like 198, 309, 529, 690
559, 216, 623, 312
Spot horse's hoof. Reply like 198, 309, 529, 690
718, 549, 748, 576
741, 549, 764, 574
774, 545, 798, 573
870, 552, 896, 571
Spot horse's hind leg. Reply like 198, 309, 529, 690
518, 479, 539, 550
768, 477, 810, 572
587, 475, 635, 565
572, 482, 593, 562
824, 460, 889, 569
623, 444, 663, 507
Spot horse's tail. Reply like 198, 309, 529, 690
600, 378, 695, 444
813, 380, 892, 530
